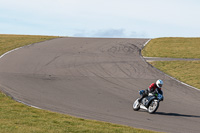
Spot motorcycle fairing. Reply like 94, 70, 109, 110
143, 96, 156, 107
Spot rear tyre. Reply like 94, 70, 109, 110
133, 99, 140, 111
148, 100, 159, 114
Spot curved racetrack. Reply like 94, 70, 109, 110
0, 38, 200, 133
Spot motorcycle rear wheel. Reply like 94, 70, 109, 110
148, 100, 159, 114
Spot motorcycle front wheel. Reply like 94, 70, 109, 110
148, 100, 159, 114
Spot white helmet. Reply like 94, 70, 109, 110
156, 79, 163, 88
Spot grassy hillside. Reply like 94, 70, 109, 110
0, 34, 58, 56
142, 37, 200, 89
150, 61, 200, 89
0, 34, 159, 133
142, 37, 200, 59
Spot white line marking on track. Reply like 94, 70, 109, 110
142, 39, 200, 91
0, 45, 44, 110
0, 38, 199, 112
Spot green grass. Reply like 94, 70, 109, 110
0, 34, 159, 133
142, 37, 200, 89
0, 92, 157, 133
0, 34, 58, 56
149, 61, 200, 89
142, 37, 200, 58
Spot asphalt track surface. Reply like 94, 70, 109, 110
0, 38, 200, 133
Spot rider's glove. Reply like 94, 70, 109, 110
161, 96, 164, 101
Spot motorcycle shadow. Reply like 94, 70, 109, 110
155, 112, 200, 118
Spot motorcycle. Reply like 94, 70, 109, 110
133, 90, 163, 114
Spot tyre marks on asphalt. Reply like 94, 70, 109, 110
0, 38, 200, 133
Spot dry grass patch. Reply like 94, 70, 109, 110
0, 34, 58, 55
149, 61, 200, 89
142, 37, 200, 59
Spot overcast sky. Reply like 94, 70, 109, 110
1, 0, 200, 38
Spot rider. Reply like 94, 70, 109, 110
138, 79, 163, 102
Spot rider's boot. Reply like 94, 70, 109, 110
138, 97, 143, 103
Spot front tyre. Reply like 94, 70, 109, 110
148, 100, 159, 114
133, 98, 140, 111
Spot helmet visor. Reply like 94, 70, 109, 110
158, 84, 162, 88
